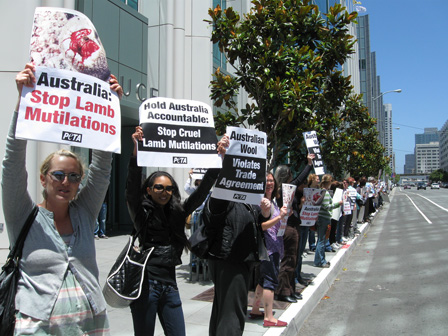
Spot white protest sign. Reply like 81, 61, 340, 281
277, 184, 297, 236
331, 188, 344, 220
17, 67, 121, 153
303, 131, 324, 175
16, 7, 121, 152
137, 97, 221, 168
343, 190, 351, 214
300, 188, 326, 226
212, 126, 267, 205
191, 168, 207, 181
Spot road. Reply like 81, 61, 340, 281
298, 187, 448, 336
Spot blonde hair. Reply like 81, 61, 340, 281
40, 149, 85, 199
319, 174, 333, 188
307, 174, 318, 187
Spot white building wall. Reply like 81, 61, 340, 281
0, 0, 76, 227
415, 142, 440, 174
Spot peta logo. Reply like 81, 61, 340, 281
62, 131, 82, 143
233, 193, 247, 200
173, 157, 187, 164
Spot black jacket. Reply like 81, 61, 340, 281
204, 197, 269, 262
125, 156, 219, 267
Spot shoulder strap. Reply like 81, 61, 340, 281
7, 205, 39, 261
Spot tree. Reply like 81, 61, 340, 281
207, 0, 360, 170
429, 169, 448, 182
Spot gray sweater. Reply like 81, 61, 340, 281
1, 111, 112, 320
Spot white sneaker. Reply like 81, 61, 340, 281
331, 243, 340, 250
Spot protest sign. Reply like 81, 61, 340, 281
343, 190, 352, 214
16, 8, 121, 153
211, 126, 267, 205
191, 168, 208, 181
300, 188, 326, 226
331, 188, 344, 220
137, 97, 221, 168
30, 7, 111, 81
17, 67, 121, 153
277, 184, 297, 236
303, 131, 324, 175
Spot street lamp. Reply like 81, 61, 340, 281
372, 89, 402, 101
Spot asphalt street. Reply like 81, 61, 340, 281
299, 187, 448, 336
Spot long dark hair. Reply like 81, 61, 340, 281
141, 171, 190, 250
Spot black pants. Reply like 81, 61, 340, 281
276, 225, 299, 296
208, 259, 253, 336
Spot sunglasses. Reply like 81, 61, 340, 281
49, 171, 82, 183
152, 184, 175, 194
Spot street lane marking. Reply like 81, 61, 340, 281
405, 194, 432, 224
412, 194, 448, 212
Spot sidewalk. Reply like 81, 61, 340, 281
0, 196, 389, 335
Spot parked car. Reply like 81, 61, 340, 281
431, 183, 440, 189
417, 183, 426, 190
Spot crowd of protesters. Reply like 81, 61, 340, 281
4, 65, 389, 336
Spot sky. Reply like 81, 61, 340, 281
358, 0, 448, 174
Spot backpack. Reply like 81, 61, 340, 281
188, 207, 209, 259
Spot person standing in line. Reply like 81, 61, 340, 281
126, 127, 228, 336
314, 174, 343, 268
274, 154, 314, 303
3, 64, 123, 335
204, 182, 271, 335
249, 173, 288, 327
94, 198, 108, 239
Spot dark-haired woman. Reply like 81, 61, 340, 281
126, 126, 227, 336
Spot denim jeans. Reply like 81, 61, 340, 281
314, 218, 329, 267
130, 278, 185, 336
308, 229, 316, 250
336, 215, 345, 243
94, 202, 107, 236
295, 225, 309, 281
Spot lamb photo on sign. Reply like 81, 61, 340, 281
16, 7, 121, 153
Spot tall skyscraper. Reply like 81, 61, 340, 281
384, 104, 394, 172
357, 15, 384, 145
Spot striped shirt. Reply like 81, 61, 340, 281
318, 190, 341, 220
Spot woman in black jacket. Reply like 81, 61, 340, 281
204, 192, 271, 335
126, 126, 227, 336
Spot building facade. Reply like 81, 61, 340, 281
414, 127, 440, 175
383, 104, 394, 172
415, 142, 439, 174
0, 0, 361, 237
404, 153, 415, 174
440, 120, 448, 172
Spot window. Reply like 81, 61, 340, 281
213, 0, 227, 71
121, 0, 138, 11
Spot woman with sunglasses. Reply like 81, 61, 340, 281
126, 126, 228, 336
2, 64, 123, 334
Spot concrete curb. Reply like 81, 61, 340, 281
264, 219, 373, 336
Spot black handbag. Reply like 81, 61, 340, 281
0, 206, 39, 336
103, 230, 154, 308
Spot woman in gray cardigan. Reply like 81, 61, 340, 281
2, 63, 122, 335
